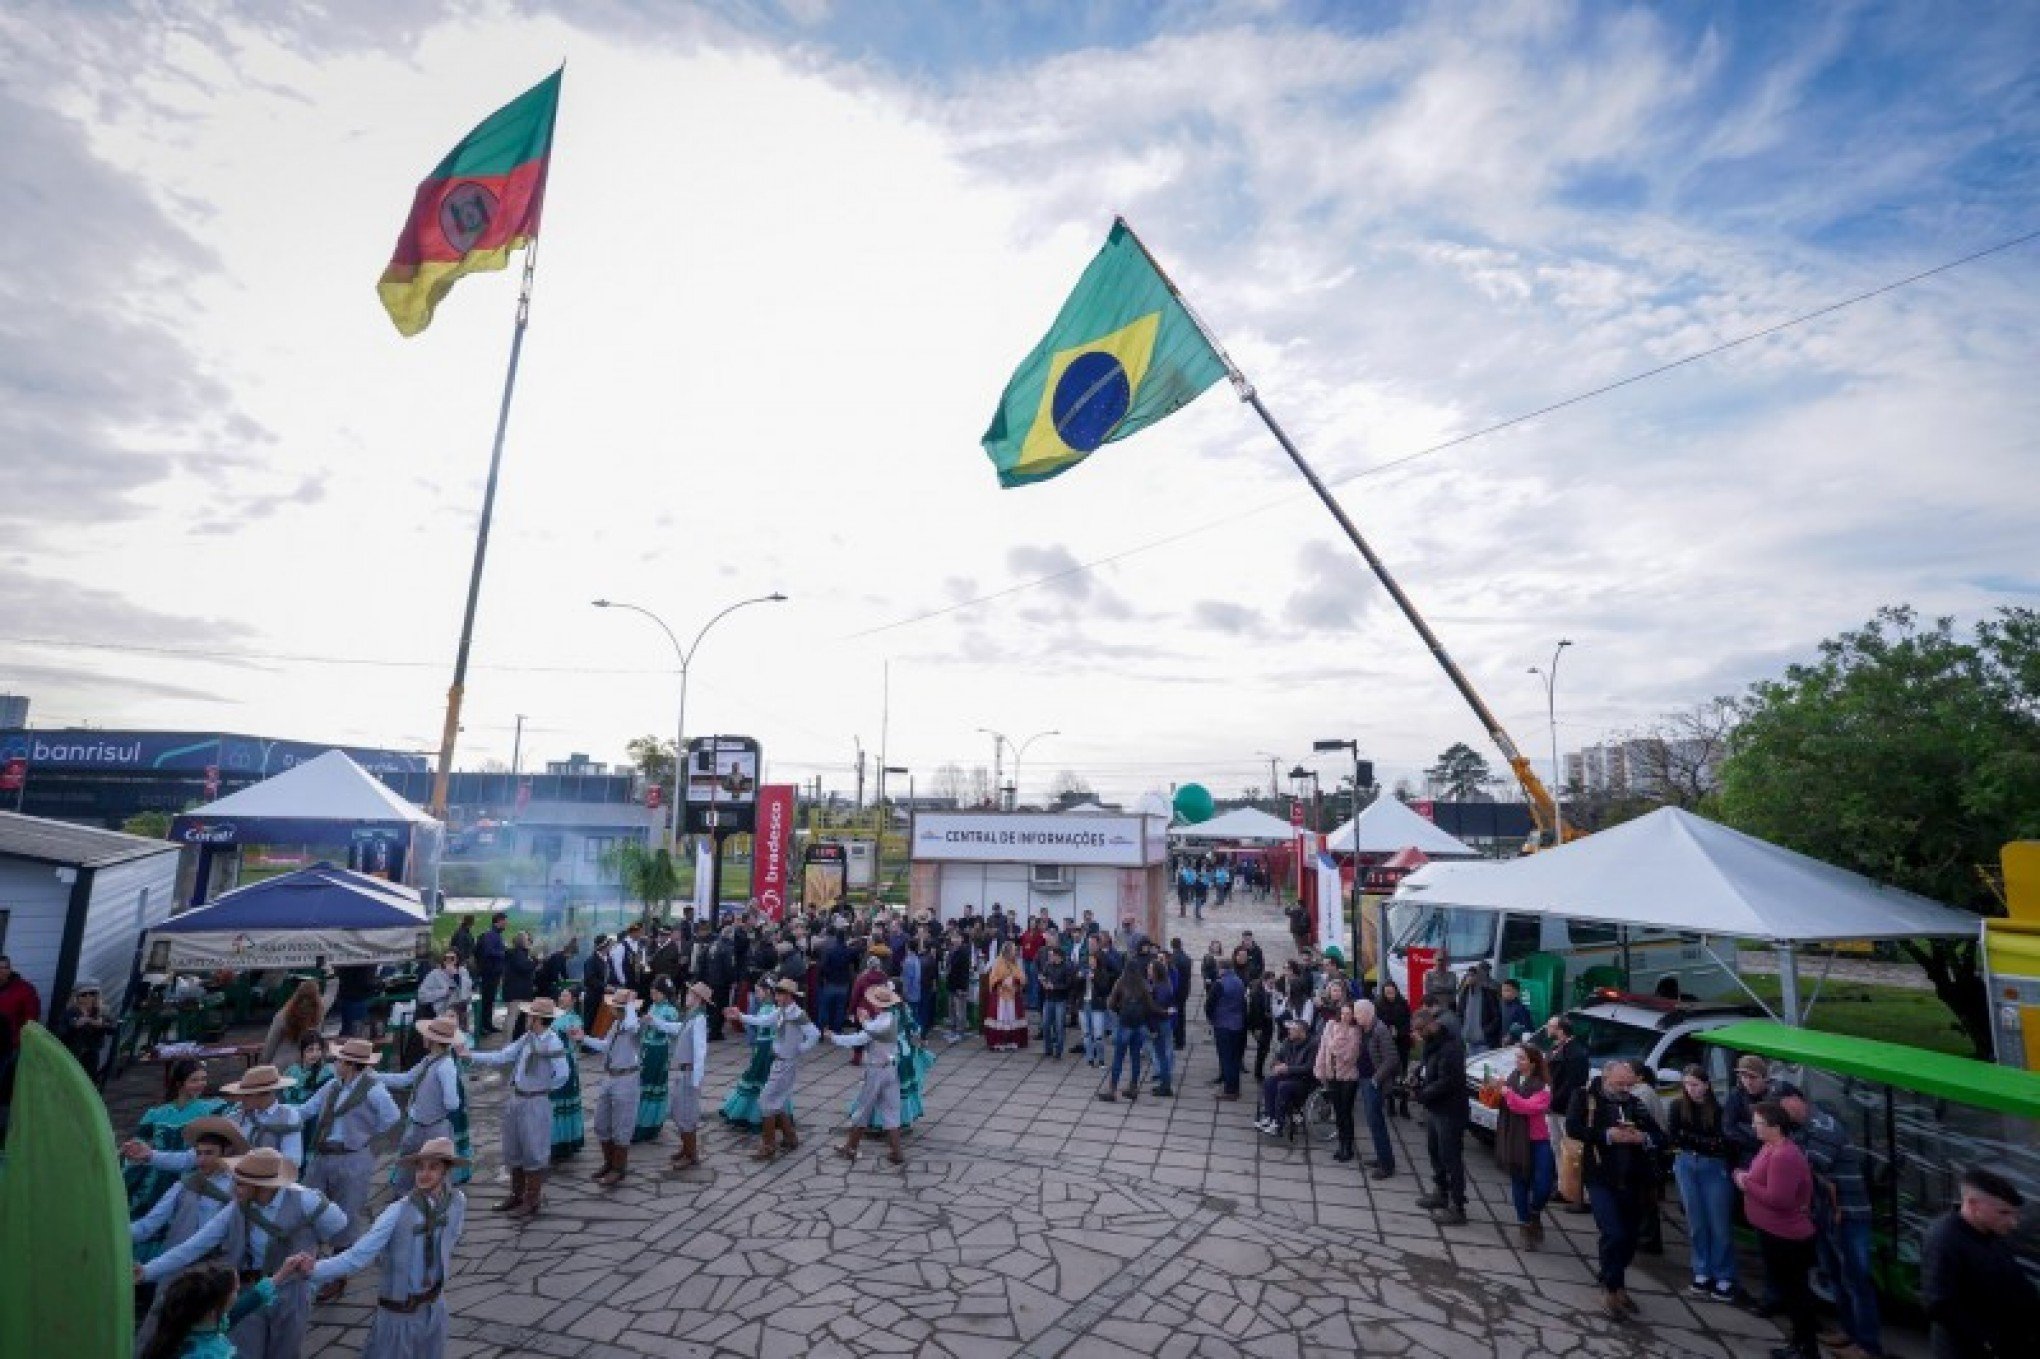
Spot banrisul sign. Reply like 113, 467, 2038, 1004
0, 730, 427, 776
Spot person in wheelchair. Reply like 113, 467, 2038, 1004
1255, 1019, 1320, 1135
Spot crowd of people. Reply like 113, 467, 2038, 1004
43, 893, 2037, 1359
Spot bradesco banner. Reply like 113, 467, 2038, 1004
753, 783, 795, 921
911, 812, 1155, 867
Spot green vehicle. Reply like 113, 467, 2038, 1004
1697, 1021, 2040, 1308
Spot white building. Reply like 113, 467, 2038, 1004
0, 811, 179, 1018
907, 810, 1169, 935
1566, 737, 1721, 800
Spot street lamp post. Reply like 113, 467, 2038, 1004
976, 727, 1059, 809
593, 591, 788, 850
1255, 751, 1283, 809
1287, 764, 1321, 907
1010, 730, 1059, 809
975, 728, 1005, 809
1527, 639, 1573, 845
884, 764, 912, 900
1314, 738, 1374, 975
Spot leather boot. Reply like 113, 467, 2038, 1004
751, 1115, 780, 1162
669, 1132, 698, 1169
494, 1168, 526, 1212
780, 1115, 800, 1151
606, 1145, 629, 1186
509, 1169, 545, 1220
591, 1143, 615, 1180
884, 1129, 905, 1166
836, 1127, 865, 1162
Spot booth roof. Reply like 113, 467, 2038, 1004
154, 862, 426, 932
177, 749, 439, 826
1394, 806, 1978, 944
1698, 1021, 2040, 1119
1326, 797, 1479, 857
1167, 806, 1298, 843
0, 810, 180, 869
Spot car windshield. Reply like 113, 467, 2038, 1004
1569, 1013, 1657, 1067
1386, 903, 1498, 960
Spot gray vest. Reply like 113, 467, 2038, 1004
771, 1005, 810, 1061
409, 1054, 457, 1124
603, 1023, 643, 1073
512, 1032, 564, 1095
167, 1171, 234, 1249
215, 1185, 334, 1273
864, 1010, 901, 1065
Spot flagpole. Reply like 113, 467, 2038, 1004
1114, 217, 1539, 798
429, 243, 540, 818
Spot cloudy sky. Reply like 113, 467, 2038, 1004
4, 0, 2037, 806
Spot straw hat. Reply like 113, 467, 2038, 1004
414, 1015, 462, 1047
333, 1037, 378, 1066
865, 985, 901, 1010
182, 1115, 249, 1154
772, 976, 801, 995
865, 943, 892, 960
220, 1065, 296, 1097
230, 1147, 297, 1188
603, 989, 639, 1011
398, 1136, 470, 1169
685, 981, 714, 1008
518, 997, 560, 1020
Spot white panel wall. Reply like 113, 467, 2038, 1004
0, 857, 72, 1009
75, 854, 179, 1013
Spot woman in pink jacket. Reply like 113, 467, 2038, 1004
1313, 1001, 1363, 1163
1496, 1042, 1555, 1247
1735, 1101, 1817, 1359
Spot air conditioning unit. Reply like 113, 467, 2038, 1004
1030, 863, 1072, 891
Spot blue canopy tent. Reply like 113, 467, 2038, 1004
145, 862, 432, 971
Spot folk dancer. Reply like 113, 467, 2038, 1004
378, 1016, 472, 1194
131, 1116, 247, 1351
577, 987, 644, 1186
725, 975, 819, 1162
464, 996, 571, 1219
297, 1037, 401, 1299
631, 977, 680, 1145
546, 988, 586, 1163
645, 980, 711, 1169
280, 1034, 337, 1152
135, 1147, 348, 1359
832, 983, 906, 1165
717, 985, 784, 1131
125, 1064, 307, 1176
125, 1057, 230, 1223
296, 1137, 467, 1359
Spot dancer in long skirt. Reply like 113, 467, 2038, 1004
981, 943, 1029, 1051
547, 987, 586, 1164
832, 984, 906, 1165
632, 977, 679, 1144
719, 986, 785, 1131
123, 1057, 229, 1222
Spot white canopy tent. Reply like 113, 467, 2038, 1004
1326, 796, 1480, 857
1393, 807, 1980, 1023
182, 750, 438, 824
1168, 806, 1298, 843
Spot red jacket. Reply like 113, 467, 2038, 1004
0, 974, 42, 1047
1019, 928, 1047, 963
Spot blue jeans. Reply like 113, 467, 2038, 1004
1040, 1000, 1067, 1055
1359, 1081, 1395, 1169
912, 992, 935, 1037
818, 983, 849, 1033
1817, 1216, 1881, 1354
1147, 1023, 1174, 1090
1109, 1024, 1146, 1090
1024, 959, 1041, 1010
1511, 1140, 1557, 1224
1587, 1182, 1645, 1290
1082, 1007, 1114, 1063
1673, 1153, 1738, 1288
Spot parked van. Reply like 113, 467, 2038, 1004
1382, 890, 1737, 1020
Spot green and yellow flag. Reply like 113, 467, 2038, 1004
378, 70, 561, 337
982, 219, 1227, 487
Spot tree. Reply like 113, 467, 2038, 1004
1716, 606, 2040, 1058
1625, 699, 1736, 810
966, 765, 995, 808
625, 735, 677, 785
1425, 742, 1497, 801
928, 763, 968, 803
122, 810, 172, 839
1047, 770, 1094, 802
601, 837, 681, 924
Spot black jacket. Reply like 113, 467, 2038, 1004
501, 946, 538, 1002
1565, 1077, 1666, 1190
1548, 1036, 1589, 1116
1413, 1028, 1468, 1116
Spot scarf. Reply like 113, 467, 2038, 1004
407, 1189, 454, 1285
182, 1170, 232, 1204
328, 1071, 374, 1123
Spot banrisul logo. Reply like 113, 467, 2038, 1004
29, 737, 145, 765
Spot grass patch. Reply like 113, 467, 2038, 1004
1738, 974, 1972, 1057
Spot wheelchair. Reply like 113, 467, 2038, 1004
1278, 1082, 1338, 1148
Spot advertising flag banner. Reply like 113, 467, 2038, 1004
753, 783, 795, 921
981, 219, 1226, 487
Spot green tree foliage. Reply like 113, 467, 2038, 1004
1717, 606, 2040, 1058
121, 810, 172, 839
601, 837, 680, 924
1426, 742, 1497, 801
626, 735, 677, 785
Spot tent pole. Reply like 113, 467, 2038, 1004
1799, 948, 1839, 1023
1777, 941, 1802, 1027
1702, 939, 1780, 1019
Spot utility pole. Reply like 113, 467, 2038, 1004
854, 739, 866, 812
511, 714, 525, 777
876, 660, 891, 812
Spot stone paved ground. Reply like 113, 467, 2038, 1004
103, 896, 1918, 1358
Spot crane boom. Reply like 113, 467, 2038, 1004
1242, 392, 1565, 846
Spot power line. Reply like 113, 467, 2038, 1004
844, 226, 2040, 641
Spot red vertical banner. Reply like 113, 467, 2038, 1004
754, 783, 795, 922
0, 758, 26, 792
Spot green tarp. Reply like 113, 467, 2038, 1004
1698, 1020, 2040, 1119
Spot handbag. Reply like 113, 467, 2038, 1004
1558, 1136, 1585, 1203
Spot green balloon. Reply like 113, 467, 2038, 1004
1173, 783, 1216, 824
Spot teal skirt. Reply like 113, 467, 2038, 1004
720, 1042, 789, 1129
632, 1033, 671, 1143
125, 1098, 230, 1251
551, 1054, 585, 1161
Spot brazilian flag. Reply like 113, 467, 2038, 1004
982, 219, 1227, 487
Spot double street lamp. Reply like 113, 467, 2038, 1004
592, 591, 788, 849
1314, 738, 1375, 964
1528, 639, 1573, 845
976, 727, 1059, 810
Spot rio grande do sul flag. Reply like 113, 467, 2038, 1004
981, 218, 1226, 488
377, 69, 561, 337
